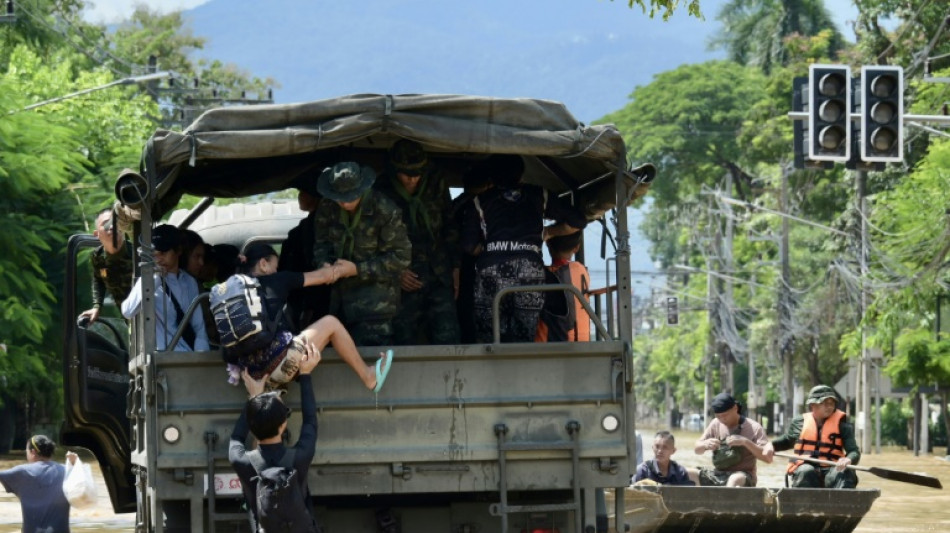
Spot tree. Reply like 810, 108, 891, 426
108, 6, 276, 126
710, 0, 844, 74
0, 0, 273, 442
600, 61, 766, 267
616, 0, 703, 19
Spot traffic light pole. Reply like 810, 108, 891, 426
856, 170, 872, 454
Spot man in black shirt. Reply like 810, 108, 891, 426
460, 154, 586, 343
228, 344, 321, 532
279, 175, 329, 329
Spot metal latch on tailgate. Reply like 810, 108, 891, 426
611, 358, 623, 401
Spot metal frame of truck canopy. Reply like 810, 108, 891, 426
115, 93, 642, 533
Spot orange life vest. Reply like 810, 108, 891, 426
564, 262, 590, 342
786, 410, 846, 474
535, 261, 591, 342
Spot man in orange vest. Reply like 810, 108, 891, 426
772, 385, 861, 488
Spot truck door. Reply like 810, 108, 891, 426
60, 234, 136, 512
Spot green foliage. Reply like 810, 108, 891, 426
616, 0, 703, 20
0, 1, 269, 433
876, 399, 910, 446
710, 0, 845, 74
109, 6, 276, 124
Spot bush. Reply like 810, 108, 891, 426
875, 399, 909, 446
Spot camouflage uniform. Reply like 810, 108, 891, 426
377, 169, 461, 345
312, 190, 410, 346
90, 243, 134, 310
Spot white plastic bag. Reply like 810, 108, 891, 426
62, 456, 97, 509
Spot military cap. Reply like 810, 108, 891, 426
390, 139, 428, 174
806, 385, 837, 405
317, 162, 376, 203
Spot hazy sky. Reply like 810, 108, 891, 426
81, 0, 210, 24
82, 0, 862, 38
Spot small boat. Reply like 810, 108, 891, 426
625, 485, 881, 533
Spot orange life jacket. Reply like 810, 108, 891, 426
786, 410, 846, 474
535, 261, 590, 342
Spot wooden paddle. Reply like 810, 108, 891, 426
774, 452, 943, 489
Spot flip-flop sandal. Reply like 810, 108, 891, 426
373, 349, 394, 393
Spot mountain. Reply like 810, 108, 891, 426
175, 0, 731, 279
183, 0, 726, 124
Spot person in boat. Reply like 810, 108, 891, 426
772, 385, 860, 488
694, 392, 774, 487
634, 431, 697, 486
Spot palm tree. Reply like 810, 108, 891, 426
710, 0, 845, 73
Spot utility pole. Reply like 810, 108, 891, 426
723, 175, 735, 394
703, 196, 717, 419
779, 166, 794, 432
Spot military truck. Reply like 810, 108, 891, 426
60, 94, 648, 533
61, 93, 893, 533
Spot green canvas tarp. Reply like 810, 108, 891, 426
139, 93, 638, 219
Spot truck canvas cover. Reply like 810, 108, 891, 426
141, 93, 630, 217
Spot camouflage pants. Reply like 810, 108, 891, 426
473, 256, 544, 343
330, 282, 399, 347
393, 275, 460, 345
789, 464, 858, 488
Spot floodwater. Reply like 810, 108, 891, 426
2, 433, 949, 532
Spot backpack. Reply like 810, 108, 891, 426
712, 417, 747, 470
210, 274, 283, 360
536, 267, 573, 342
246, 449, 315, 533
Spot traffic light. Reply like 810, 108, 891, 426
860, 66, 903, 163
666, 297, 678, 326
808, 64, 852, 162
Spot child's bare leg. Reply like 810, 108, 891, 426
298, 315, 379, 390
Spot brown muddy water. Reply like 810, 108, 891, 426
2, 432, 949, 532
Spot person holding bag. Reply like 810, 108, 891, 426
694, 392, 774, 487
0, 435, 78, 533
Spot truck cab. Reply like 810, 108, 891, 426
61, 93, 649, 532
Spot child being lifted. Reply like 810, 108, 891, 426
214, 243, 393, 392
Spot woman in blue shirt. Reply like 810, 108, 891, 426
0, 435, 78, 533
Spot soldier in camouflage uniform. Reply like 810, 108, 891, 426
79, 207, 134, 324
313, 162, 411, 346
376, 140, 461, 345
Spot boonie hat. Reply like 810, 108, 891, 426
317, 162, 376, 203
151, 224, 181, 252
711, 392, 738, 414
390, 139, 428, 174
806, 385, 837, 405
